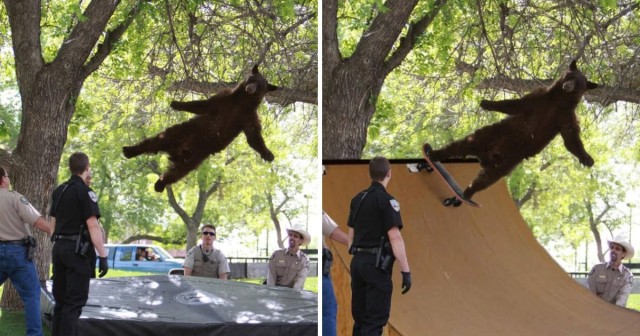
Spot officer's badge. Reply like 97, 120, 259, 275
20, 196, 30, 205
390, 199, 400, 212
88, 191, 98, 203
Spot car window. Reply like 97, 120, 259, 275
120, 246, 134, 261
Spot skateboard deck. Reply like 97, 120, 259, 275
418, 143, 480, 207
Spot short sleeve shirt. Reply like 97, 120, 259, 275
50, 175, 100, 235
0, 189, 41, 240
587, 262, 634, 306
266, 249, 310, 289
183, 245, 230, 278
348, 182, 402, 247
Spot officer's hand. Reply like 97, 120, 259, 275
98, 257, 109, 278
401, 271, 411, 294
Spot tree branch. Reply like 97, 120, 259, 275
322, 0, 341, 70
83, 1, 147, 77
3, 0, 44, 90
384, 0, 449, 75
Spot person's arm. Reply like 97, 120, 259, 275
34, 216, 52, 235
615, 274, 633, 306
266, 254, 276, 286
330, 227, 349, 246
388, 227, 410, 273
218, 252, 230, 280
292, 257, 310, 290
183, 248, 195, 276
50, 216, 56, 235
587, 266, 597, 294
87, 216, 107, 257
348, 228, 354, 250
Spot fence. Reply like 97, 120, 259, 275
228, 257, 318, 280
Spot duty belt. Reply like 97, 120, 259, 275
53, 234, 80, 242
0, 240, 25, 245
351, 247, 379, 255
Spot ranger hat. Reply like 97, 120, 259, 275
287, 225, 311, 245
608, 236, 635, 260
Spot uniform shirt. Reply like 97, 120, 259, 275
267, 248, 310, 289
348, 182, 402, 247
587, 262, 634, 306
49, 175, 100, 235
322, 211, 339, 249
0, 189, 41, 240
183, 245, 230, 278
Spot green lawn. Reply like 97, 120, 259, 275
0, 273, 317, 335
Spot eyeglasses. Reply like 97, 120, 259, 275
201, 231, 216, 236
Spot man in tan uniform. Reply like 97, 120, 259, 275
266, 225, 310, 290
183, 224, 230, 279
588, 236, 634, 307
0, 167, 51, 336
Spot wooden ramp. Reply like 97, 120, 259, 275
323, 161, 640, 336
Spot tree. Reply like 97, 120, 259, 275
0, 0, 147, 310
323, 0, 448, 159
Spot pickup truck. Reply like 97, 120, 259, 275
100, 244, 184, 274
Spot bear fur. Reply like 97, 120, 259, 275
123, 65, 278, 192
427, 60, 598, 200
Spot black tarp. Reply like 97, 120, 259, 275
41, 275, 317, 335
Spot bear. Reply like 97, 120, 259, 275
123, 64, 278, 192
425, 60, 598, 200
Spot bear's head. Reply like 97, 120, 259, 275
244, 65, 278, 96
560, 60, 598, 95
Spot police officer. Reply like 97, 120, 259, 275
0, 167, 51, 336
588, 236, 634, 307
183, 224, 230, 279
348, 156, 411, 336
266, 225, 311, 290
49, 152, 108, 336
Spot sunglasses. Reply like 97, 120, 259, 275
201, 231, 216, 236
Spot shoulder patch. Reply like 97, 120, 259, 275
20, 196, 30, 205
88, 191, 98, 203
390, 199, 400, 212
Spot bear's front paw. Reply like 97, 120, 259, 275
169, 101, 180, 110
581, 155, 594, 167
479, 100, 492, 110
262, 150, 275, 162
154, 179, 166, 192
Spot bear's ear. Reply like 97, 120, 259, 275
569, 60, 577, 70
252, 64, 259, 74
267, 84, 278, 91
587, 81, 598, 90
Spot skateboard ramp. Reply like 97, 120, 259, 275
323, 160, 640, 336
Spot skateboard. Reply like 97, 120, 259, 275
416, 143, 480, 208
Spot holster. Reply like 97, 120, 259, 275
24, 236, 37, 262
322, 248, 333, 276
374, 236, 395, 274
74, 229, 91, 256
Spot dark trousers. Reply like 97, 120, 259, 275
51, 241, 92, 336
350, 253, 393, 336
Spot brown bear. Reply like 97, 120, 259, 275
123, 64, 278, 192
425, 60, 598, 200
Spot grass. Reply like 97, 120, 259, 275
0, 273, 317, 335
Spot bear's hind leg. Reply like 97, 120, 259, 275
430, 136, 476, 162
154, 153, 208, 192
462, 160, 515, 199
123, 133, 170, 158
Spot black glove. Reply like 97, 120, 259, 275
401, 271, 411, 294
98, 256, 109, 278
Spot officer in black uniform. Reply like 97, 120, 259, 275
348, 156, 411, 336
49, 152, 108, 336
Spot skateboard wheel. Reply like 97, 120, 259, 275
443, 198, 454, 206
417, 161, 434, 172
453, 199, 462, 207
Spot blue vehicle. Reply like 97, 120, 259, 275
100, 244, 183, 274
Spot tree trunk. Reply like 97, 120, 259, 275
1, 0, 138, 309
